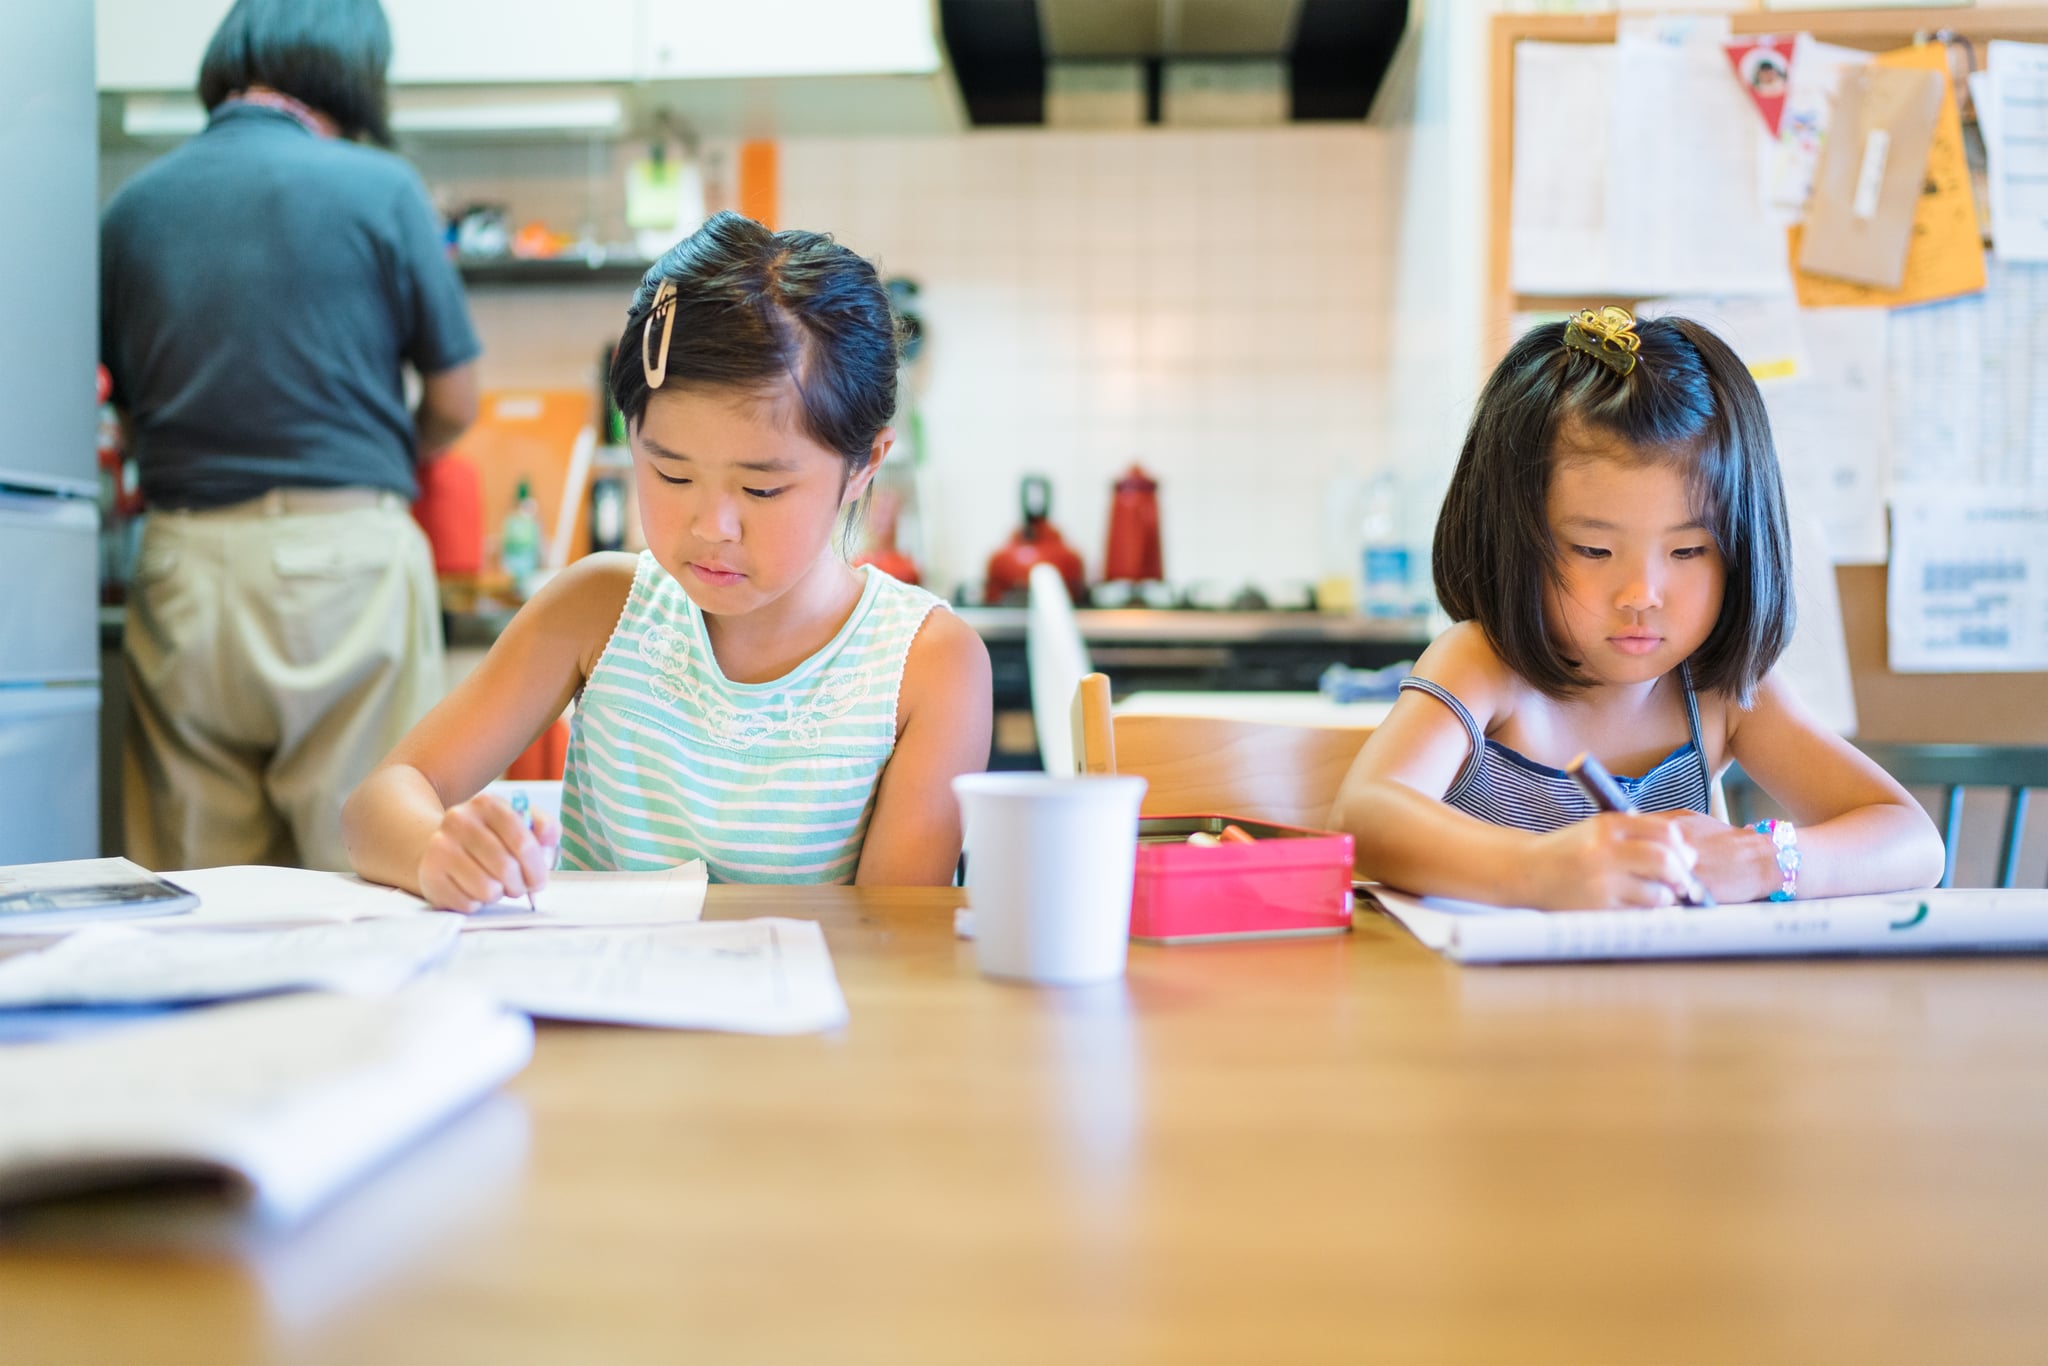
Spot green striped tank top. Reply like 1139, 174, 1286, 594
559, 553, 945, 883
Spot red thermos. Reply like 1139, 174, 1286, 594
1102, 463, 1162, 583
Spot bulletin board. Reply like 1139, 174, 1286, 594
1485, 6, 2048, 745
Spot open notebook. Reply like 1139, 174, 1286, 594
1366, 887, 2048, 964
0, 984, 532, 1224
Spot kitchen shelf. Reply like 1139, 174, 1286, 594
456, 257, 657, 286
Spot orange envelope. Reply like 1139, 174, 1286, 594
1790, 42, 1986, 307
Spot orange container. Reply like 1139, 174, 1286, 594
505, 717, 570, 782
1129, 815, 1355, 944
413, 454, 483, 575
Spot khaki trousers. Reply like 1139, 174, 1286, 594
123, 489, 444, 871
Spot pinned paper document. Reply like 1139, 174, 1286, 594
1984, 41, 2048, 262
1887, 488, 2048, 672
1638, 294, 1808, 382
1510, 35, 1789, 296
1766, 35, 1871, 220
1759, 305, 1891, 565
1792, 41, 1987, 308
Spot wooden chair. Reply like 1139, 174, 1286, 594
1071, 673, 1375, 828
1724, 743, 2048, 889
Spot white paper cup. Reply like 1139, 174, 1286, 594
953, 772, 1148, 985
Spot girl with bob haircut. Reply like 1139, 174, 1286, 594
345, 213, 993, 903
1333, 309, 1943, 909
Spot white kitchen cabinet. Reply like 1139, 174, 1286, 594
640, 0, 941, 80
96, 0, 961, 135
97, 0, 231, 91
388, 0, 639, 85
98, 0, 639, 91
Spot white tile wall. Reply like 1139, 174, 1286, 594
777, 126, 1404, 599
112, 123, 1417, 599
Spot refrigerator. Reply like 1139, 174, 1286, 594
0, 2, 101, 863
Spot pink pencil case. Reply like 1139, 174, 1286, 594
1129, 815, 1356, 944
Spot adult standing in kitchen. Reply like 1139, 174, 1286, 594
100, 0, 480, 871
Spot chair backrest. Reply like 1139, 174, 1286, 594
1072, 672, 1374, 828
1026, 562, 1091, 776
1724, 743, 2048, 888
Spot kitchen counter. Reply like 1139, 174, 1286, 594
440, 604, 1432, 650
951, 607, 1431, 645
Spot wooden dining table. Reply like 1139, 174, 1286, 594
6, 884, 2048, 1364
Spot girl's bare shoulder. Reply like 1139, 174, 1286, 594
1408, 621, 1521, 728
899, 606, 992, 719
516, 551, 641, 676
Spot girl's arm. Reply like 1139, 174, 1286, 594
1708, 672, 1946, 900
855, 610, 993, 886
1331, 627, 1702, 910
341, 554, 636, 905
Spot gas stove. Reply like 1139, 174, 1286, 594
966, 579, 1325, 613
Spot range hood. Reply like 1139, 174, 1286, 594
940, 0, 1409, 124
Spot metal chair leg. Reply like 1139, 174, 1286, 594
1940, 785, 1964, 890
1999, 786, 2029, 890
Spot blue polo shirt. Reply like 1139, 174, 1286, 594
100, 102, 480, 510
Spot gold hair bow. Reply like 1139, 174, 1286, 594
1563, 306, 1640, 376
642, 279, 678, 388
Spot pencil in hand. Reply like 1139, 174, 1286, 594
1564, 751, 1716, 908
508, 791, 545, 914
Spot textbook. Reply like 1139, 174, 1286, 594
0, 983, 532, 1225
1366, 887, 2048, 964
0, 858, 197, 932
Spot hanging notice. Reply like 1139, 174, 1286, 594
1888, 489, 2048, 672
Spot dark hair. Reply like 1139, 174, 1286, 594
608, 212, 902, 480
1433, 314, 1793, 706
198, 0, 394, 146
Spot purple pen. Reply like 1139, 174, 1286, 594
1565, 751, 1716, 908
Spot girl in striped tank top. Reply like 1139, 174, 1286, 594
1333, 309, 1942, 910
344, 213, 993, 907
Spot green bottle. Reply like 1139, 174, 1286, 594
500, 478, 543, 599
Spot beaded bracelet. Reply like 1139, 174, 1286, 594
1754, 819, 1800, 902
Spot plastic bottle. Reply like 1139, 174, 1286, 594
588, 473, 627, 554
1358, 471, 1413, 617
500, 478, 543, 600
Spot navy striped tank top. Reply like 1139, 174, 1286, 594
1398, 664, 1713, 833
